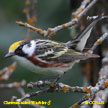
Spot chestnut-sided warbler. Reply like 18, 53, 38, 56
5, 17, 103, 75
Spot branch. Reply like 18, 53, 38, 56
23, 0, 37, 26
0, 80, 26, 88
0, 80, 26, 108
78, 39, 108, 108
14, 77, 108, 108
7, 81, 45, 108
16, 0, 98, 38
72, 0, 90, 17
88, 33, 108, 54
27, 80, 90, 93
0, 62, 16, 81
92, 49, 108, 108
70, 79, 108, 108
16, 87, 45, 108
15, 80, 92, 102
87, 15, 108, 21
23, 0, 37, 40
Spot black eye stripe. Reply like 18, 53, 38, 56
15, 46, 22, 52
15, 46, 27, 57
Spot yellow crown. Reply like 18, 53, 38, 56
9, 40, 24, 52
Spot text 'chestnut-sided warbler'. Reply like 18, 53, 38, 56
5, 17, 104, 75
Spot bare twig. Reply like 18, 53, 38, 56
87, 15, 108, 21
88, 33, 108, 54
27, 80, 90, 93
70, 96, 88, 108
92, 49, 108, 108
0, 62, 16, 81
1, 80, 26, 108
16, 87, 45, 108
23, 0, 37, 40
72, 0, 90, 17
32, 0, 38, 20
16, 80, 92, 102
70, 78, 108, 108
0, 80, 26, 88
16, 0, 98, 38
15, 77, 108, 108
10, 84, 45, 108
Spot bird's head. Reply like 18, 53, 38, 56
5, 40, 36, 58
5, 40, 32, 58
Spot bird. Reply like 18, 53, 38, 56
5, 17, 104, 78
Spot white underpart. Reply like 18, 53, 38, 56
76, 28, 93, 51
22, 40, 36, 56
13, 56, 79, 75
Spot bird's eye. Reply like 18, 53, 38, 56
15, 47, 22, 53
15, 45, 27, 57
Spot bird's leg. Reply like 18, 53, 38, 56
35, 75, 59, 89
27, 73, 65, 90
38, 75, 59, 82
38, 74, 63, 84
37, 74, 63, 88
53, 74, 63, 84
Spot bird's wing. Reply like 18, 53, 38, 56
34, 39, 87, 63
34, 39, 68, 58
40, 49, 88, 63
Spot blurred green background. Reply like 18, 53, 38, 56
0, 0, 83, 108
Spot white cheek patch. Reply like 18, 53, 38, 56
22, 40, 36, 56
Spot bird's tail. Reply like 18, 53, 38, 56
66, 16, 107, 51
84, 53, 100, 59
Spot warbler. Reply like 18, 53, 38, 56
5, 17, 103, 76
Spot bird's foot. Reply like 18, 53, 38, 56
27, 75, 62, 89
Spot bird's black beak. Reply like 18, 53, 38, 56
4, 52, 14, 58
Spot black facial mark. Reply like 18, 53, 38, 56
14, 40, 31, 57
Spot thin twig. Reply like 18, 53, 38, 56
0, 62, 16, 81
88, 33, 108, 54
92, 49, 108, 108
16, 0, 98, 38
15, 77, 108, 108
0, 80, 26, 88
87, 15, 108, 21
27, 80, 90, 93
72, 0, 90, 17
23, 0, 37, 40
16, 87, 45, 108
